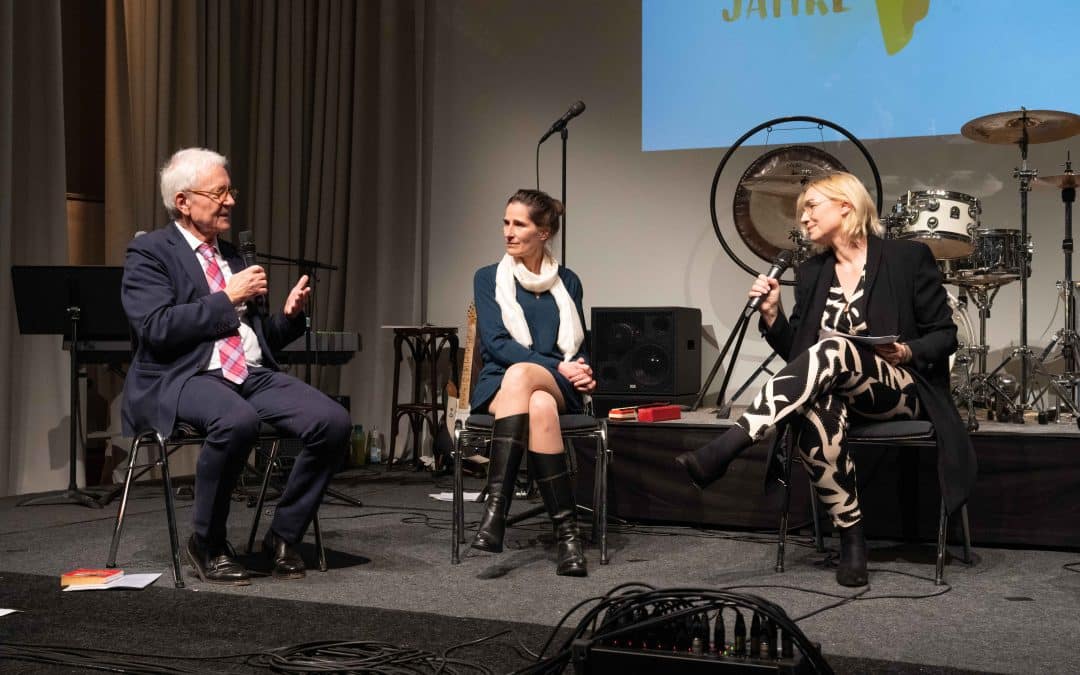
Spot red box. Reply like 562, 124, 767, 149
635, 404, 682, 422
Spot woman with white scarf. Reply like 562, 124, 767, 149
469, 189, 595, 577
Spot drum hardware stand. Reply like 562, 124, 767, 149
1033, 154, 1080, 417
1009, 110, 1039, 419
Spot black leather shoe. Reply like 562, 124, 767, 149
185, 534, 250, 585
262, 529, 306, 579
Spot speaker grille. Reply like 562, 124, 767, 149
592, 307, 700, 396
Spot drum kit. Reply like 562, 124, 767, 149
888, 108, 1080, 428
730, 108, 1080, 428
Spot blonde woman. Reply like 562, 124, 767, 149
677, 172, 975, 587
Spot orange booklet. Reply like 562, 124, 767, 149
60, 568, 124, 587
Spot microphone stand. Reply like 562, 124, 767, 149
690, 310, 754, 412
561, 126, 568, 264
255, 251, 362, 509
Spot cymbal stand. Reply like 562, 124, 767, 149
956, 283, 1022, 425
1011, 111, 1038, 418
1036, 155, 1080, 418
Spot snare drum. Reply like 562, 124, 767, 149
958, 228, 1032, 285
892, 189, 980, 259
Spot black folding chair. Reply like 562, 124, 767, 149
775, 419, 973, 585
106, 423, 326, 588
450, 407, 611, 566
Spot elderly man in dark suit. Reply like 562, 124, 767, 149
121, 147, 350, 585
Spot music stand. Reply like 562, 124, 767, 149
11, 265, 128, 508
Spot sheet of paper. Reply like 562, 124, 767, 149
62, 572, 162, 592
819, 331, 900, 346
429, 491, 481, 502
0, 609, 20, 617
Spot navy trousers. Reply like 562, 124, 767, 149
175, 367, 350, 545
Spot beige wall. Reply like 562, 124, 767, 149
426, 0, 1076, 402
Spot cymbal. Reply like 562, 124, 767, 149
732, 146, 846, 263
961, 109, 1080, 145
1034, 173, 1080, 190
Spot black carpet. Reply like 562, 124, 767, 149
1, 569, 988, 674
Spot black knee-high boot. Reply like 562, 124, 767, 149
529, 451, 587, 577
675, 425, 754, 489
471, 413, 528, 553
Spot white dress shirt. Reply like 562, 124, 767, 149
176, 222, 265, 371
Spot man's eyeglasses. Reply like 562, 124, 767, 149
187, 185, 239, 202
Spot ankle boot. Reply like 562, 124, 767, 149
836, 521, 869, 587
675, 425, 754, 489
529, 451, 587, 577
471, 413, 528, 553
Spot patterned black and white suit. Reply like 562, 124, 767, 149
734, 235, 977, 523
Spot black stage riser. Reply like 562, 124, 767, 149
572, 423, 1080, 549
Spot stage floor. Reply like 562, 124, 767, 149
1, 467, 1078, 674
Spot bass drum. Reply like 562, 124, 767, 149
948, 292, 976, 391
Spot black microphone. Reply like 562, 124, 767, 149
237, 229, 268, 316
743, 249, 794, 318
538, 100, 586, 144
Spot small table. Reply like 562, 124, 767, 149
384, 325, 459, 469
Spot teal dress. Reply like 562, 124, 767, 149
471, 263, 588, 414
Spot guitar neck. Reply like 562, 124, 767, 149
458, 304, 478, 408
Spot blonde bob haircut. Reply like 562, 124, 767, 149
795, 172, 884, 249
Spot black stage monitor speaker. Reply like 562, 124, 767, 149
591, 307, 701, 396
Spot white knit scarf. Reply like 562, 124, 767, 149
494, 253, 584, 362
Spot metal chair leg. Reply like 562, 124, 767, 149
809, 484, 825, 553
157, 433, 184, 589
960, 504, 973, 564
935, 499, 948, 586
246, 439, 281, 554
599, 423, 609, 565
107, 433, 146, 569
313, 513, 328, 572
452, 428, 463, 564
776, 431, 794, 573
590, 436, 602, 545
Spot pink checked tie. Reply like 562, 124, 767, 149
197, 243, 248, 384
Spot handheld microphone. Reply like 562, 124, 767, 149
743, 249, 794, 318
237, 229, 268, 316
538, 100, 586, 144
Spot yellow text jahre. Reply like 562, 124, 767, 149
723, 0, 851, 22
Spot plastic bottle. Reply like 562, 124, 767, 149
350, 425, 367, 466
368, 427, 382, 464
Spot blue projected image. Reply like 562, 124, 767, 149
642, 0, 1080, 151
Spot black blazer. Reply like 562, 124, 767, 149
761, 235, 976, 514
120, 224, 305, 437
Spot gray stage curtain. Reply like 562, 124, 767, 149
101, 0, 432, 474
0, 0, 73, 496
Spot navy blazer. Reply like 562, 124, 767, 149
120, 224, 305, 436
762, 235, 977, 513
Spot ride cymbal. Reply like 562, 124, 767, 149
961, 109, 1080, 145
